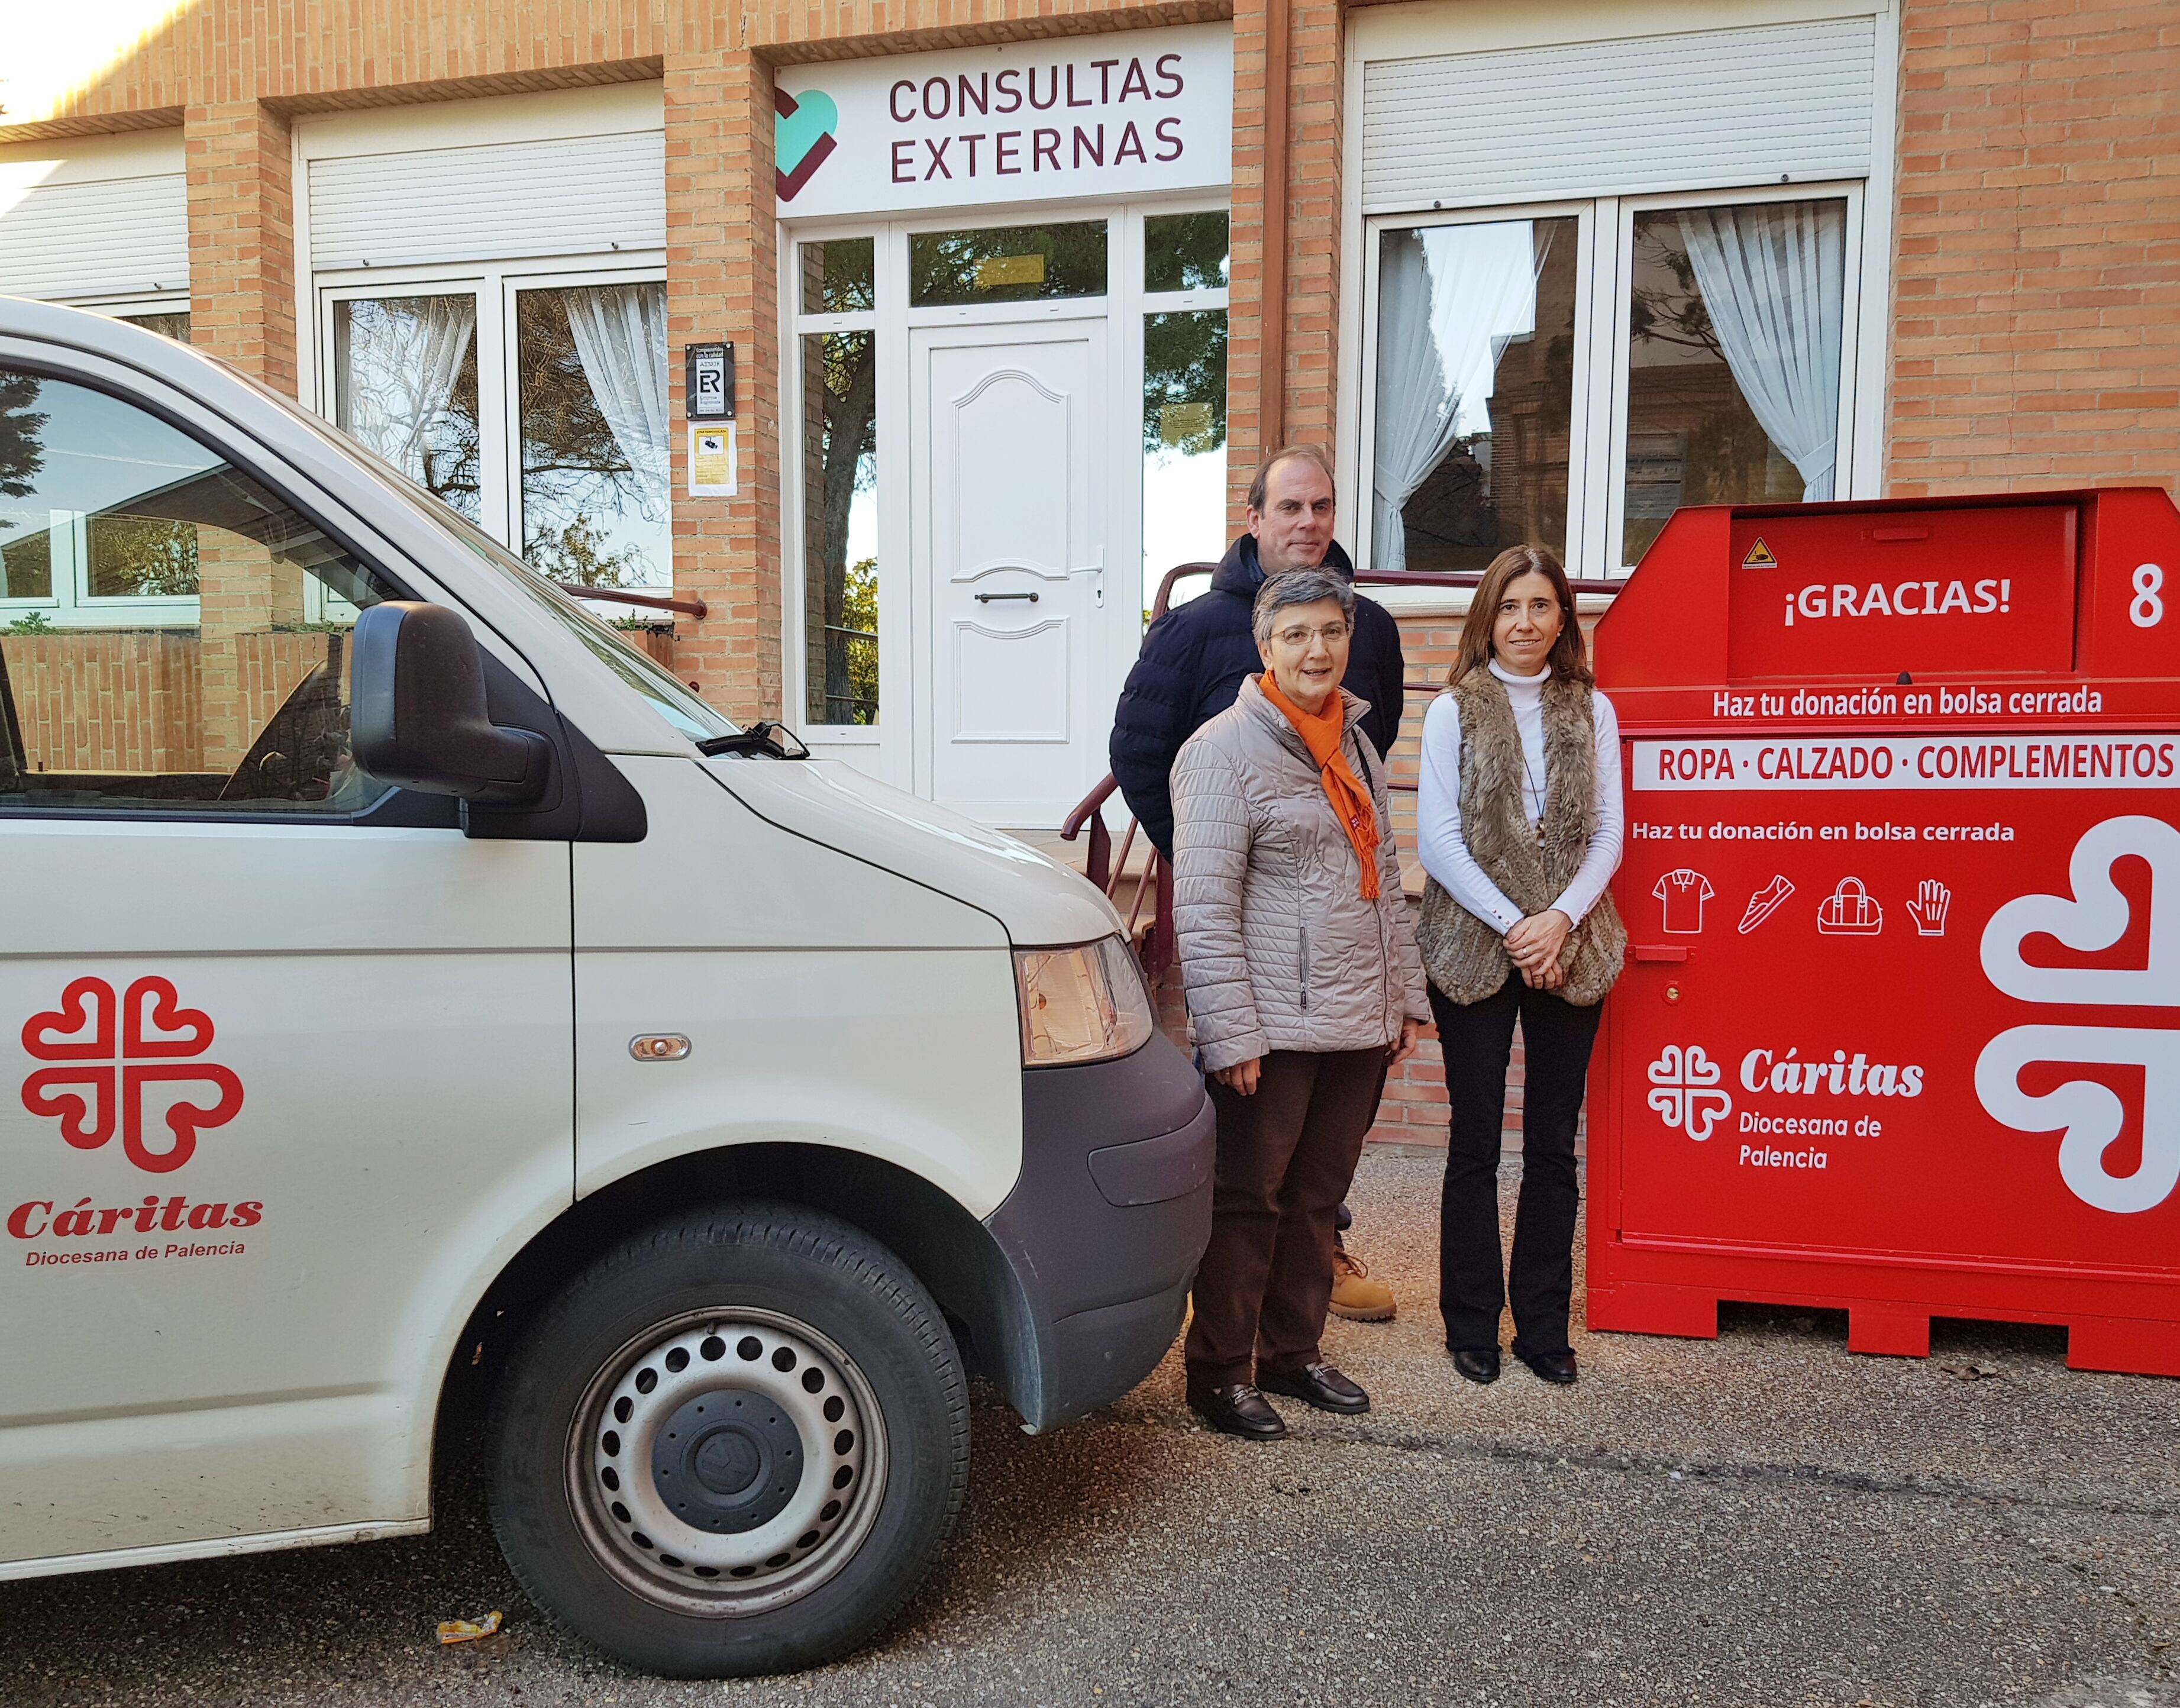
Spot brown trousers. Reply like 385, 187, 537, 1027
1184, 1048, 1389, 1390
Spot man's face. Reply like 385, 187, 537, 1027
1247, 456, 1337, 576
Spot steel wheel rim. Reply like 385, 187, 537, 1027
566, 1306, 887, 1617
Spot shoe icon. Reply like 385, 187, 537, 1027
1738, 876, 1795, 934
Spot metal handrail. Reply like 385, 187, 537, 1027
1066, 561, 1627, 973
557, 582, 711, 620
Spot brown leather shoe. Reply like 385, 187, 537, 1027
1187, 1383, 1288, 1440
1328, 1247, 1396, 1322
1259, 1362, 1370, 1415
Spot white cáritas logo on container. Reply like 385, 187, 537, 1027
1976, 815, 2180, 1214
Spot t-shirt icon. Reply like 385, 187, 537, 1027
1653, 868, 1715, 935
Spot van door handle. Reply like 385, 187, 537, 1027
1633, 944, 1690, 963
974, 590, 1039, 603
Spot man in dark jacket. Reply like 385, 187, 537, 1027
1110, 443, 1407, 1324
1112, 445, 1407, 859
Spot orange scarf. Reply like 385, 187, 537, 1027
1257, 674, 1381, 900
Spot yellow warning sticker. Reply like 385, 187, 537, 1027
1742, 537, 1778, 569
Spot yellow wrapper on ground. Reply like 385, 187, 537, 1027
435, 1612, 503, 1645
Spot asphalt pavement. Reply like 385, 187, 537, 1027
5, 1148, 2177, 1708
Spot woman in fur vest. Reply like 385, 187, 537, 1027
1416, 544, 1626, 1387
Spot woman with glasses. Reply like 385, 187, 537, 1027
1170, 570, 1430, 1440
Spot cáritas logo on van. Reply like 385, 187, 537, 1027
20, 976, 243, 1173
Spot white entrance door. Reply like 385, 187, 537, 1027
911, 319, 1110, 828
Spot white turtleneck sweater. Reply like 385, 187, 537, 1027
1415, 658, 1624, 936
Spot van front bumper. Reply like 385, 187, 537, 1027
983, 1034, 1213, 1431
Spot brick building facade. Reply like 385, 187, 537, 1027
1, 0, 2172, 928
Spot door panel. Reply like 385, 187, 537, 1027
913, 321, 1109, 828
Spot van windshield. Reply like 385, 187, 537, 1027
232, 368, 738, 745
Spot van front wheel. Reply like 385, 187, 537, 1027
487, 1205, 970, 1676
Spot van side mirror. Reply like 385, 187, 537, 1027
351, 601, 553, 805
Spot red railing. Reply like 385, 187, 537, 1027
1060, 561, 1624, 980
557, 582, 711, 620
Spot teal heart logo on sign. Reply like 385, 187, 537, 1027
775, 88, 838, 202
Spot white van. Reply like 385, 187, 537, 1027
0, 301, 1213, 1676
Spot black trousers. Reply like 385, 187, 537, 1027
1429, 976, 1602, 1360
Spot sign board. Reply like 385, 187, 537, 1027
687, 425, 737, 499
774, 23, 1233, 219
1588, 488, 2180, 1377
685, 343, 734, 421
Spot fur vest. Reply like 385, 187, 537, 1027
1415, 665, 1627, 1007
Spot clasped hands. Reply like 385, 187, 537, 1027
1215, 1017, 1428, 1096
1506, 908, 1573, 990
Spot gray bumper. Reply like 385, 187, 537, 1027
983, 1034, 1214, 1431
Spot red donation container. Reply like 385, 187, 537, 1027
1589, 488, 2180, 1376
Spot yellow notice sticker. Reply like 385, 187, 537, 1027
688, 424, 737, 498
974, 253, 1047, 290
1742, 537, 1778, 569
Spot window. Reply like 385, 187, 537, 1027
1621, 199, 1847, 564
514, 284, 671, 589
1361, 187, 1859, 579
317, 270, 671, 603
1141, 211, 1228, 599
1370, 216, 1577, 572
797, 240, 880, 726
0, 366, 402, 814
909, 221, 1108, 307
118, 311, 190, 343
334, 293, 483, 521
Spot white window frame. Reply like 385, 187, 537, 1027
777, 196, 1231, 785
310, 253, 667, 593
1602, 179, 1866, 576
1353, 180, 1869, 585
1354, 198, 1597, 583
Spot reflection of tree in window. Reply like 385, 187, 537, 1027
333, 297, 482, 521
909, 222, 1107, 306
0, 373, 49, 600
803, 330, 877, 724
1620, 205, 1841, 563
517, 294, 647, 586
88, 516, 199, 598
1142, 311, 1227, 456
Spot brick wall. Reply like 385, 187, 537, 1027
1, 630, 332, 776
1889, 0, 2179, 496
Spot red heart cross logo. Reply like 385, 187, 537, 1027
22, 1067, 117, 1149
124, 1064, 244, 1174
123, 976, 216, 1059
22, 976, 116, 1061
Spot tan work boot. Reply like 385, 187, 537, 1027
1329, 1246, 1396, 1322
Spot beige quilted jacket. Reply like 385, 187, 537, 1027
1171, 677, 1430, 1074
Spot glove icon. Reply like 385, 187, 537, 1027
1907, 879, 1951, 937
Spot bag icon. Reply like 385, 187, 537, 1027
1817, 876, 1884, 936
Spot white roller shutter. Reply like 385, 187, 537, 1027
0, 138, 189, 301
1361, 17, 1877, 211
308, 130, 666, 270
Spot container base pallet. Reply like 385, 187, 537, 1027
1590, 1281, 2180, 1377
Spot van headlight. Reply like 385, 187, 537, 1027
1015, 937, 1157, 1067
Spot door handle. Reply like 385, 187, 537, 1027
1067, 556, 1106, 609
974, 590, 1040, 603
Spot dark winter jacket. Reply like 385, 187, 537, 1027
1109, 534, 1408, 857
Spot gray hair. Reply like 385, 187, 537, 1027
1252, 569, 1356, 647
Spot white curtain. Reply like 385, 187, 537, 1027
338, 295, 477, 487
1370, 222, 1552, 572
564, 283, 671, 523
1677, 202, 1846, 502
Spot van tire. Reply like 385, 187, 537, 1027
486, 1202, 970, 1677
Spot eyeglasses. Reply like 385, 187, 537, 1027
1270, 622, 1352, 648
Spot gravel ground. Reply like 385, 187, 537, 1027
5, 1148, 2177, 1708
